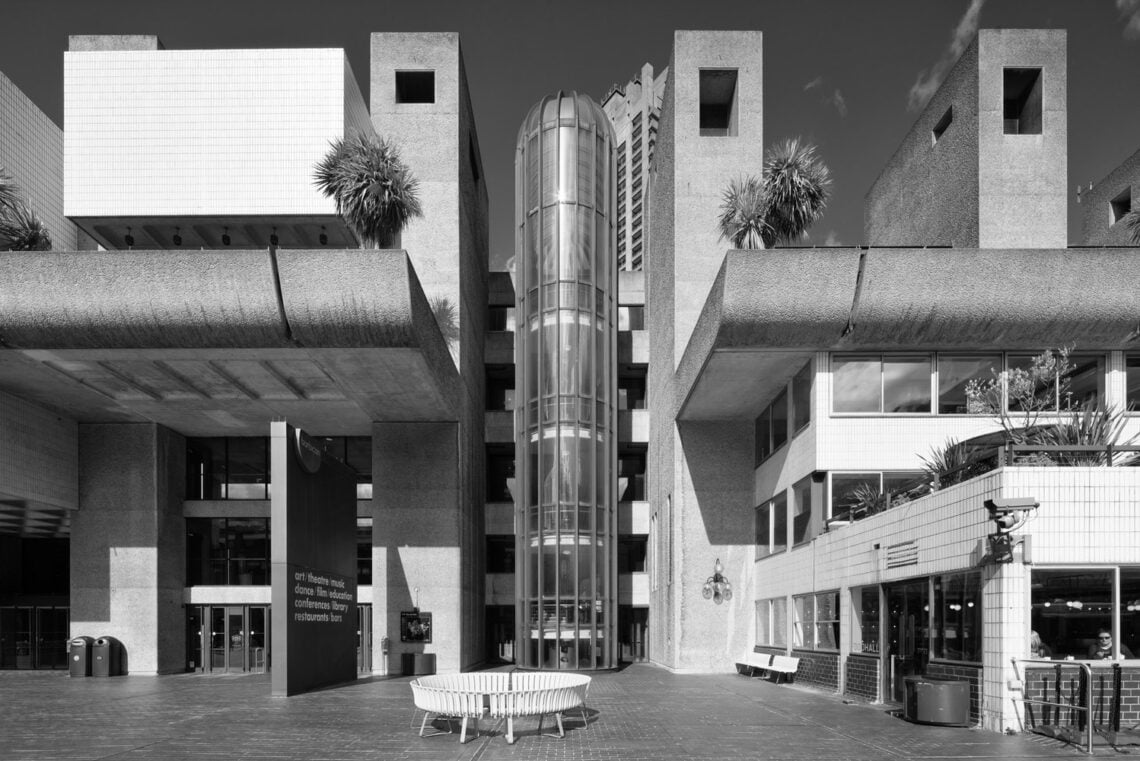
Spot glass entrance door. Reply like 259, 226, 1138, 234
885, 580, 929, 703
357, 604, 371, 673
201, 605, 269, 673
36, 608, 69, 669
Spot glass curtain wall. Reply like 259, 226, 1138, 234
514, 91, 617, 669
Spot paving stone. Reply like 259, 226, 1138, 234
0, 665, 1115, 760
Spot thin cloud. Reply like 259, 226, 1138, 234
1119, 0, 1140, 39
823, 230, 842, 247
803, 76, 824, 91
907, 0, 986, 112
830, 90, 848, 118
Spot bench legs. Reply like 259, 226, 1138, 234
536, 712, 565, 739
418, 712, 455, 738
505, 717, 515, 744
460, 716, 478, 744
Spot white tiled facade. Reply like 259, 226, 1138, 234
0, 72, 77, 250
752, 350, 1140, 731
64, 48, 371, 217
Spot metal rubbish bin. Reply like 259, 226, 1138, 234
401, 653, 436, 676
904, 675, 970, 726
69, 636, 95, 678
92, 636, 123, 677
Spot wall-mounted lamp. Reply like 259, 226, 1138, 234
702, 558, 732, 605
319, 225, 328, 246
984, 497, 1038, 564
222, 227, 232, 246
124, 227, 135, 248
270, 227, 279, 247
172, 227, 182, 246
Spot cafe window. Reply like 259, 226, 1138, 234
1031, 568, 1140, 660
757, 597, 787, 647
794, 591, 839, 651
932, 572, 981, 663
851, 586, 881, 654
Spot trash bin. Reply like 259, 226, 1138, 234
69, 636, 95, 678
92, 636, 123, 677
904, 675, 970, 726
401, 653, 436, 676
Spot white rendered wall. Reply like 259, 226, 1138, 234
1, 72, 77, 250
65, 49, 368, 217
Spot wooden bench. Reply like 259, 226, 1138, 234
410, 672, 590, 745
735, 652, 773, 676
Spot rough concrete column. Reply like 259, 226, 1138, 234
371, 421, 462, 674
674, 420, 755, 672
982, 560, 1029, 731
72, 423, 185, 674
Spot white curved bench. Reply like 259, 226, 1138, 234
410, 672, 591, 744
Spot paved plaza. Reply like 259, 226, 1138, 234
0, 664, 1121, 760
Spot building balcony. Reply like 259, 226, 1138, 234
485, 409, 513, 443
485, 331, 514, 364
618, 409, 649, 443
617, 330, 648, 366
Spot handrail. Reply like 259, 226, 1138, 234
1011, 657, 1093, 755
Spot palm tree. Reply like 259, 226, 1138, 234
716, 176, 769, 249
0, 168, 51, 251
717, 138, 832, 249
1123, 208, 1140, 246
0, 200, 52, 251
313, 132, 423, 248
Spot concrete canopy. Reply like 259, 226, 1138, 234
676, 247, 1140, 421
0, 248, 459, 436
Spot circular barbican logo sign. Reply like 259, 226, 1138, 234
294, 429, 323, 474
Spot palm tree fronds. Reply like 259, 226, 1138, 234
313, 132, 423, 248
761, 138, 832, 247
716, 175, 769, 248
1123, 208, 1140, 246
0, 168, 21, 211
0, 199, 52, 251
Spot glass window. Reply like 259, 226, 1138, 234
771, 389, 789, 450
1030, 569, 1113, 659
792, 476, 813, 546
933, 573, 981, 662
1065, 354, 1105, 410
830, 473, 881, 521
757, 597, 787, 647
883, 356, 931, 412
756, 600, 771, 645
791, 361, 811, 432
1128, 355, 1140, 410
771, 492, 788, 555
755, 502, 771, 560
1007, 353, 1061, 412
938, 355, 1000, 414
852, 586, 881, 654
618, 537, 647, 573
226, 438, 268, 499
815, 591, 840, 650
772, 597, 788, 647
618, 306, 645, 330
833, 356, 881, 412
1123, 568, 1140, 659
186, 438, 225, 500
793, 594, 813, 648
357, 518, 372, 585
754, 407, 771, 466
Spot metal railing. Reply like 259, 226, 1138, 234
1012, 658, 1128, 755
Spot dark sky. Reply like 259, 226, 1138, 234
3, 0, 1138, 268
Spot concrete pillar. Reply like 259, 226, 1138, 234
71, 423, 185, 674
371, 421, 462, 674
982, 560, 1029, 731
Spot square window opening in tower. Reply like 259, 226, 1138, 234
699, 69, 738, 137
395, 70, 435, 104
1003, 68, 1042, 135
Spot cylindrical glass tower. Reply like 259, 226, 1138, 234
514, 92, 617, 670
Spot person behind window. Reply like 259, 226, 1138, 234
1088, 628, 1134, 660
1030, 630, 1052, 659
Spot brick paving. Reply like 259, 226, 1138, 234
0, 664, 1120, 760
